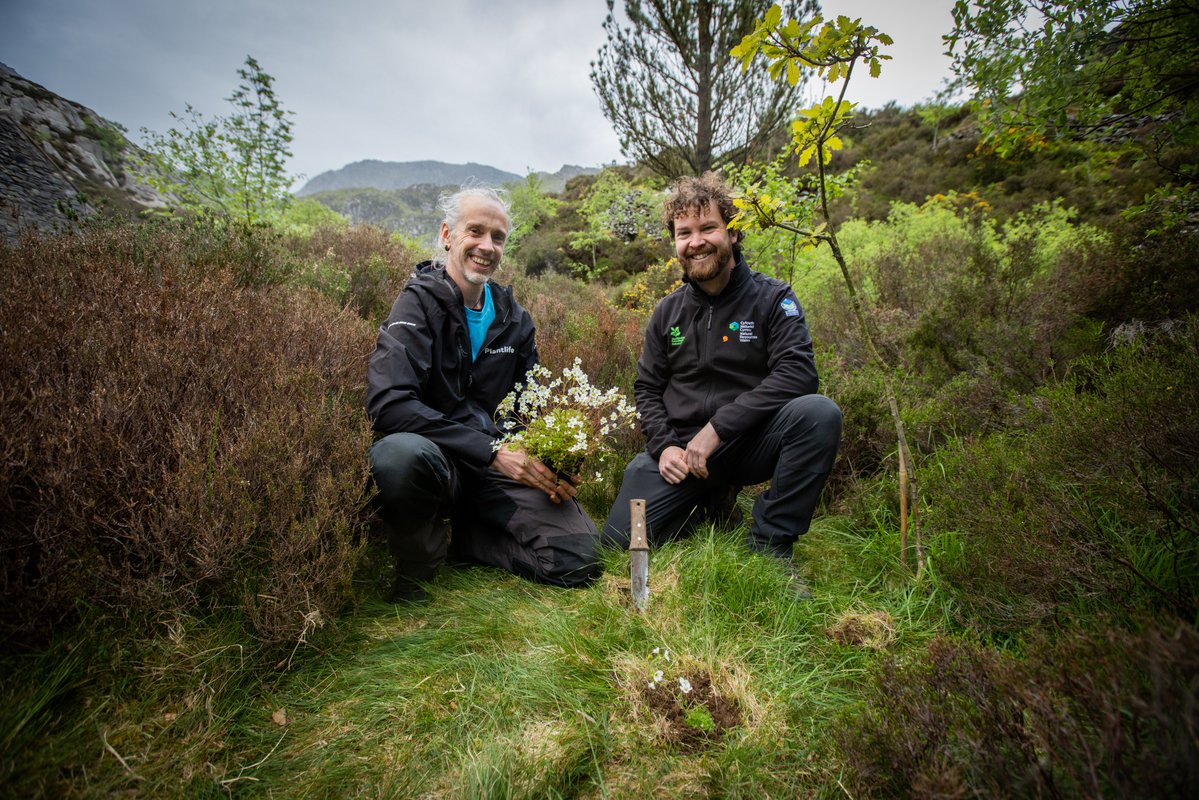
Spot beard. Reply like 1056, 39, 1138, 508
452, 249, 498, 286
681, 240, 733, 283
461, 263, 490, 285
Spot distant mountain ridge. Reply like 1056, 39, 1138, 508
297, 160, 599, 196
297, 160, 519, 196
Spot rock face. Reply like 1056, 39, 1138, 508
536, 164, 601, 194
0, 112, 89, 239
0, 62, 165, 239
306, 184, 444, 240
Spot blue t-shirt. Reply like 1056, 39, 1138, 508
465, 284, 495, 362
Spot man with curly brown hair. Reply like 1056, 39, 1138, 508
604, 173, 842, 571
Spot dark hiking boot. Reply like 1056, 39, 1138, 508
749, 536, 812, 600
389, 574, 429, 604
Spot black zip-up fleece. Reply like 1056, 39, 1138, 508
635, 251, 818, 460
366, 261, 538, 468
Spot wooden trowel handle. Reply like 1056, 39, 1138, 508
629, 498, 648, 550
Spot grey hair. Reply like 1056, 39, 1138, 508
438, 181, 511, 234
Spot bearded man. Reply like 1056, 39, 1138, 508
603, 173, 842, 576
367, 185, 600, 602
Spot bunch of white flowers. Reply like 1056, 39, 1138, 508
493, 358, 639, 480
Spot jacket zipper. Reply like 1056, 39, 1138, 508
701, 300, 716, 420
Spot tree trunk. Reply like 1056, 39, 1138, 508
694, 0, 714, 174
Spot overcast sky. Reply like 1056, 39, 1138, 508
2, 0, 960, 187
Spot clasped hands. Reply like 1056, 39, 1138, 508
491, 443, 578, 504
658, 422, 720, 485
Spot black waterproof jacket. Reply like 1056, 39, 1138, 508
366, 261, 538, 468
635, 252, 819, 459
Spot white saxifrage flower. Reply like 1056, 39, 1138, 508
493, 358, 639, 481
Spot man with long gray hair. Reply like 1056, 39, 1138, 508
367, 185, 601, 602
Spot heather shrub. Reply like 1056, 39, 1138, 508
118, 216, 296, 288
924, 321, 1199, 634
836, 622, 1199, 798
0, 221, 376, 645
515, 272, 644, 390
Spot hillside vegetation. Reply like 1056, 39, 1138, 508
3, 41, 1198, 800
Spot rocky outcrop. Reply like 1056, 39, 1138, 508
305, 184, 445, 239
0, 111, 89, 239
537, 164, 601, 194
0, 62, 165, 239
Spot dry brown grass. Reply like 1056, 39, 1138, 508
827, 609, 897, 650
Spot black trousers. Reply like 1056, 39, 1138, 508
603, 395, 843, 558
370, 432, 601, 588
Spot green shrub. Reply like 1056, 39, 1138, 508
285, 223, 422, 326
924, 321, 1199, 633
1089, 189, 1199, 322
836, 622, 1199, 798
615, 256, 683, 313
803, 198, 1114, 493
278, 196, 349, 235
817, 348, 894, 497
0, 220, 376, 646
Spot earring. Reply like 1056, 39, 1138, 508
444, 244, 450, 251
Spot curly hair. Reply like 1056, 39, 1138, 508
662, 172, 738, 237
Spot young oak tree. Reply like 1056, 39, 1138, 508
728, 7, 927, 576
590, 0, 818, 178
140, 55, 297, 226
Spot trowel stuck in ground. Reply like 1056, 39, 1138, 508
630, 498, 649, 612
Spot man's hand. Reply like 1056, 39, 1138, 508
658, 445, 690, 485
492, 444, 577, 503
685, 423, 721, 479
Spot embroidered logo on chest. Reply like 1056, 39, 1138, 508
729, 320, 756, 343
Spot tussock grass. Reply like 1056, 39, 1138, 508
1, 516, 951, 798
224, 522, 949, 797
